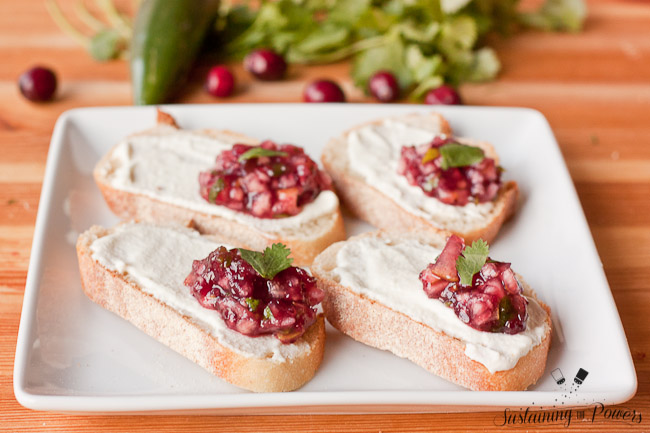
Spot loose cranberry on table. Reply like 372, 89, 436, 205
368, 70, 400, 102
18, 66, 57, 102
184, 246, 324, 343
398, 136, 501, 206
244, 49, 287, 81
205, 65, 235, 98
303, 79, 346, 103
424, 85, 462, 105
199, 141, 332, 218
419, 235, 528, 334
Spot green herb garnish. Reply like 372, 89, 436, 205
456, 239, 489, 286
217, 0, 586, 99
238, 243, 294, 280
263, 305, 274, 320
208, 178, 225, 203
238, 147, 288, 162
439, 143, 484, 170
245, 297, 260, 311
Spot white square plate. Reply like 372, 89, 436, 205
14, 104, 636, 414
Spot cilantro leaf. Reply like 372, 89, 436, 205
464, 48, 501, 82
216, 0, 585, 98
456, 239, 489, 286
238, 148, 288, 162
439, 143, 485, 170
405, 45, 442, 82
293, 25, 350, 56
351, 34, 413, 91
238, 243, 294, 280
441, 0, 473, 14
439, 15, 478, 60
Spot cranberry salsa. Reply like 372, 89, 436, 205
199, 141, 332, 218
419, 235, 527, 334
184, 243, 323, 344
398, 136, 502, 206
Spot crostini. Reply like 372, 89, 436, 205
94, 109, 345, 265
76, 222, 326, 392
312, 231, 551, 391
322, 112, 518, 243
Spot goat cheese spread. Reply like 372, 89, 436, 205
90, 222, 309, 362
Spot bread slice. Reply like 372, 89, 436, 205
93, 109, 345, 266
76, 222, 326, 392
311, 231, 551, 391
321, 112, 518, 244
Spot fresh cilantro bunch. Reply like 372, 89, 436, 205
215, 0, 586, 99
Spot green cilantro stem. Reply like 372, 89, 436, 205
292, 35, 389, 64
46, 0, 91, 48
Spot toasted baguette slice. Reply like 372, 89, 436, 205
76, 222, 325, 392
322, 112, 518, 244
311, 231, 551, 391
94, 110, 345, 266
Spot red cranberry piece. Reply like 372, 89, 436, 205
424, 85, 462, 105
421, 235, 464, 282
303, 80, 346, 103
19, 66, 57, 102
205, 66, 235, 98
368, 70, 400, 102
244, 49, 287, 81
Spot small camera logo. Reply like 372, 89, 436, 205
574, 368, 589, 385
551, 368, 565, 385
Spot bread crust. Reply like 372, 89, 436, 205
93, 113, 346, 266
311, 231, 551, 391
321, 113, 518, 244
76, 225, 326, 392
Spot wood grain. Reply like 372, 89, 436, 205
1, 0, 649, 431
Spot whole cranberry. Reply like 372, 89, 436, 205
244, 49, 287, 81
369, 70, 400, 102
19, 66, 57, 102
303, 80, 346, 103
205, 66, 235, 98
424, 85, 462, 105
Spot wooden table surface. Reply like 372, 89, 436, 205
1, 0, 649, 431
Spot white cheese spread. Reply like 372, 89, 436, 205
332, 235, 549, 373
89, 222, 310, 362
97, 126, 339, 234
346, 114, 495, 232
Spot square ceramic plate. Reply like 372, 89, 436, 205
14, 104, 636, 414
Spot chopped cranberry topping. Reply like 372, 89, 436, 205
419, 235, 528, 334
398, 136, 502, 206
184, 246, 324, 343
199, 141, 332, 218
